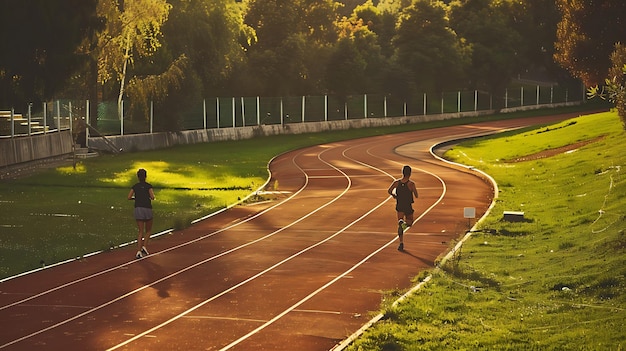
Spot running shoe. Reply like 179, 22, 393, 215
398, 243, 404, 251
136, 251, 143, 259
141, 246, 149, 256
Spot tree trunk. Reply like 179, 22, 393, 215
89, 56, 99, 129
118, 34, 131, 120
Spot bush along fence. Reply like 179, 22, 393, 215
1, 83, 586, 141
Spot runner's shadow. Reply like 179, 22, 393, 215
138, 259, 171, 298
400, 249, 434, 266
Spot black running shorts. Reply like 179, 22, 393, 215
134, 207, 153, 221
396, 203, 414, 215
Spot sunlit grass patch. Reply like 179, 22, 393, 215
57, 163, 87, 174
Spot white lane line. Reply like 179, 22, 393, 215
120, 124, 509, 349
1, 148, 334, 349
106, 147, 356, 350
112, 191, 389, 351
0, 170, 306, 314
218, 199, 397, 351
0, 146, 327, 311
308, 175, 388, 179
308, 175, 353, 179
17, 304, 93, 310
182, 316, 268, 323
217, 139, 450, 350
3, 132, 446, 350
292, 309, 342, 315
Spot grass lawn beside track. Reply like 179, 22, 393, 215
0, 104, 608, 280
346, 110, 626, 350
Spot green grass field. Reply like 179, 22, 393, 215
346, 110, 626, 350
1, 104, 622, 348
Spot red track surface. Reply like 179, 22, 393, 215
0, 115, 576, 350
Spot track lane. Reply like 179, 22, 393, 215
111, 139, 449, 350
0, 115, 577, 350
1, 146, 363, 349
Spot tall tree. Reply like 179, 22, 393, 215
327, 23, 372, 95
554, 0, 626, 86
513, 0, 562, 78
350, 0, 395, 57
329, 2, 390, 95
244, 0, 339, 95
393, 0, 469, 93
0, 0, 99, 109
95, 0, 172, 118
449, 0, 526, 96
163, 0, 254, 96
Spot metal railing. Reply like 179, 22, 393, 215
1, 83, 585, 139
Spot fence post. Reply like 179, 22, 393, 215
27, 103, 32, 136
241, 97, 245, 127
302, 96, 305, 123
120, 100, 124, 136
344, 101, 348, 120
202, 99, 207, 130
474, 90, 478, 111
505, 89, 508, 109
384, 95, 387, 117
43, 102, 47, 134
10, 108, 14, 137
423, 93, 426, 115
565, 88, 568, 103
457, 91, 461, 113
232, 97, 235, 128
86, 100, 90, 148
441, 93, 444, 114
256, 96, 260, 125
521, 86, 524, 106
280, 98, 284, 125
150, 100, 154, 133
216, 97, 220, 129
536, 85, 540, 105
364, 94, 368, 118
69, 101, 73, 137
56, 100, 61, 132
325, 95, 328, 122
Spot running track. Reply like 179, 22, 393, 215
0, 115, 576, 350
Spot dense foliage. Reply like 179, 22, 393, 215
554, 0, 626, 87
0, 0, 99, 106
0, 0, 622, 127
588, 44, 626, 127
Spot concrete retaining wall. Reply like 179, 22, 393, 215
88, 110, 495, 152
0, 101, 580, 168
0, 131, 73, 168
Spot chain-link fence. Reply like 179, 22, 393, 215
1, 83, 585, 139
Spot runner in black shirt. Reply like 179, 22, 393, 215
387, 165, 418, 251
128, 168, 155, 259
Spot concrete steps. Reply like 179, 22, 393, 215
74, 147, 99, 159
0, 110, 49, 135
